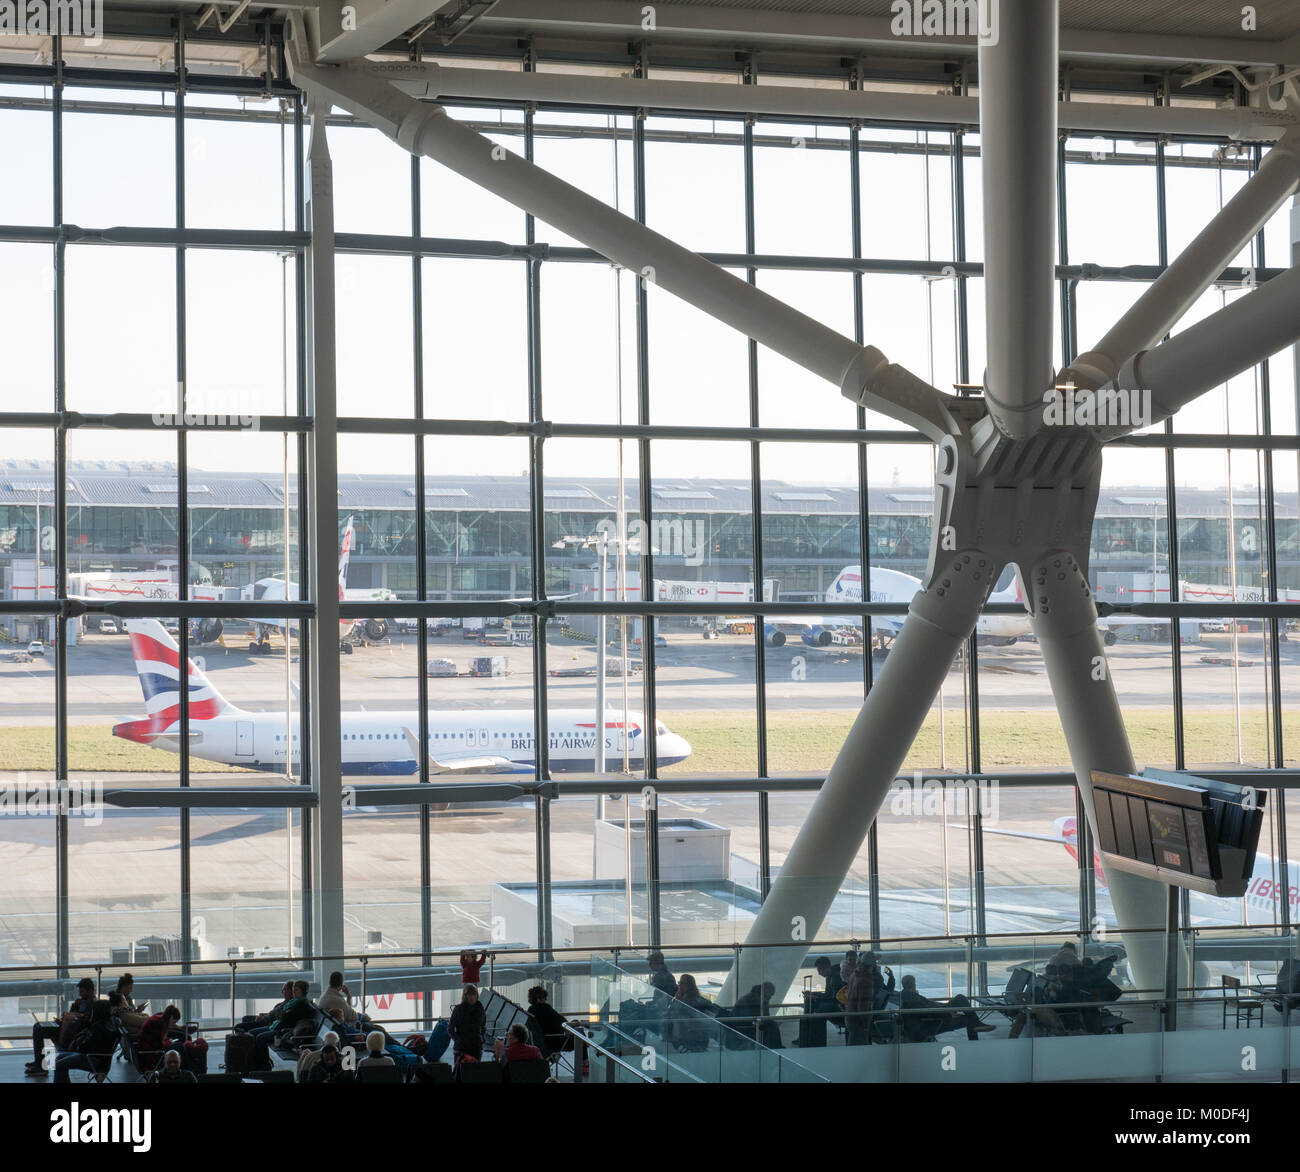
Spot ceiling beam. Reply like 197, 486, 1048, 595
468, 0, 1300, 70
315, 0, 446, 62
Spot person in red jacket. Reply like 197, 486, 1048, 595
493, 1023, 542, 1064
137, 1005, 182, 1071
459, 950, 488, 985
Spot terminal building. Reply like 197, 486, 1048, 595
2, 0, 1300, 1095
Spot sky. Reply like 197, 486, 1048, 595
0, 81, 1297, 498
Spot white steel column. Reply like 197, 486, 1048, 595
1027, 550, 1174, 990
305, 105, 346, 976
977, 0, 1059, 439
1067, 125, 1300, 392
718, 559, 992, 1004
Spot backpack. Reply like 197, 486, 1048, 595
184, 1036, 209, 1074
384, 1042, 422, 1071
427, 1020, 451, 1063
402, 1033, 428, 1056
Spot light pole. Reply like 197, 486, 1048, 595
595, 529, 608, 776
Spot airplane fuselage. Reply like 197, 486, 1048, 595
125, 707, 690, 776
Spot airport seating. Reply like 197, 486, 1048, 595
503, 1057, 550, 1083
457, 1060, 504, 1084
247, 1069, 296, 1084
413, 1061, 454, 1084
1222, 975, 1264, 1028
356, 1064, 405, 1084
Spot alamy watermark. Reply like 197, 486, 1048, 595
0, 776, 104, 826
890, 0, 999, 45
889, 771, 999, 822
1042, 383, 1153, 430
0, 0, 102, 43
151, 383, 261, 431
593, 517, 705, 567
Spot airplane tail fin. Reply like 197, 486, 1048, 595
825, 565, 862, 604
338, 515, 355, 600
989, 566, 1027, 606
114, 619, 235, 744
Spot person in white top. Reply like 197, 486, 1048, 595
355, 1031, 394, 1071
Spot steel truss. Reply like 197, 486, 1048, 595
283, 2, 1300, 999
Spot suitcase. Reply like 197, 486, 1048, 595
798, 992, 827, 1048
223, 1031, 258, 1074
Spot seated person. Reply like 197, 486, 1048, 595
730, 982, 782, 1050
27, 977, 96, 1077
493, 1023, 543, 1065
52, 999, 119, 1084
319, 970, 372, 1034
114, 973, 149, 1035
137, 1005, 183, 1071
297, 1030, 340, 1082
811, 956, 846, 1016
527, 985, 569, 1056
239, 980, 295, 1031
149, 1049, 197, 1084
306, 1044, 354, 1084
1009, 967, 1067, 1039
669, 974, 714, 1053
646, 950, 678, 1000
356, 1030, 394, 1071
899, 975, 993, 1042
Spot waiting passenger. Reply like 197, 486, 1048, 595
862, 953, 896, 1011
149, 1049, 198, 1084
243, 980, 313, 1066
839, 951, 858, 992
813, 956, 846, 1007
27, 977, 96, 1077
527, 986, 569, 1056
114, 973, 148, 1034
307, 1044, 353, 1084
670, 974, 714, 1052
899, 975, 992, 1042
731, 982, 782, 1050
297, 1030, 340, 1081
320, 970, 373, 1033
646, 950, 678, 999
239, 980, 295, 1032
493, 1023, 543, 1064
137, 1005, 184, 1071
356, 1030, 394, 1070
1046, 941, 1080, 972
449, 984, 486, 1063
52, 999, 119, 1084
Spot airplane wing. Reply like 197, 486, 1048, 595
979, 825, 1072, 844
400, 727, 532, 775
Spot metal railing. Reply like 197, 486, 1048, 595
0, 923, 1294, 1042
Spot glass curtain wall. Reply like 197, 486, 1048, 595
0, 37, 1296, 1026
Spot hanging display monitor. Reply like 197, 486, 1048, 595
1088, 769, 1264, 897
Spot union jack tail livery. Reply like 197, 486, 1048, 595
113, 619, 239, 745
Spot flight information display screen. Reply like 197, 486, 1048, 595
1090, 768, 1264, 897
1146, 804, 1190, 871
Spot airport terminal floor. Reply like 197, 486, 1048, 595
4, 0, 1300, 1153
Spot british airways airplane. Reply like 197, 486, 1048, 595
797, 564, 1032, 647
112, 619, 691, 776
